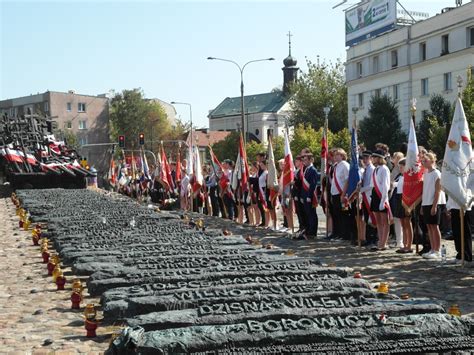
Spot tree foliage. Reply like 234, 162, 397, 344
417, 94, 452, 152
359, 95, 406, 151
462, 69, 474, 134
211, 131, 240, 162
289, 57, 347, 132
429, 93, 452, 125
109, 88, 169, 151
290, 124, 351, 168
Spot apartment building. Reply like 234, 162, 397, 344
345, 1, 474, 131
0, 90, 110, 178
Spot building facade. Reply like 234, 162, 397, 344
0, 90, 110, 179
345, 1, 474, 131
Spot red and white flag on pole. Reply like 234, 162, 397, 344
441, 96, 473, 209
267, 137, 279, 206
282, 130, 294, 196
192, 146, 203, 193
108, 158, 116, 184
160, 145, 172, 191
402, 118, 424, 213
209, 145, 229, 191
238, 133, 249, 193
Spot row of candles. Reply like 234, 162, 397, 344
12, 192, 100, 338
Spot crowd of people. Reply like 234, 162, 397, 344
111, 141, 472, 266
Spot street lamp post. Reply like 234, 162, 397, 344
207, 56, 274, 144
171, 101, 193, 148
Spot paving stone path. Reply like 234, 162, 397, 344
0, 192, 111, 354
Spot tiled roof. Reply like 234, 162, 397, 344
186, 130, 231, 147
208, 92, 287, 118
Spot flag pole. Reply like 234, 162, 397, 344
460, 208, 465, 267
352, 108, 361, 249
410, 99, 419, 255
323, 106, 330, 240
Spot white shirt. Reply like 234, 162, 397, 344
360, 163, 375, 194
422, 169, 446, 206
396, 175, 404, 194
259, 170, 268, 188
373, 165, 390, 210
330, 160, 350, 196
446, 196, 473, 211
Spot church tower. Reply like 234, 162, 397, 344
282, 31, 299, 96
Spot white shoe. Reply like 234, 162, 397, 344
422, 250, 433, 258
446, 258, 462, 265
424, 251, 441, 259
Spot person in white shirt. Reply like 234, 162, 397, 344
370, 150, 391, 251
359, 150, 377, 247
420, 152, 446, 259
393, 159, 414, 253
330, 148, 351, 240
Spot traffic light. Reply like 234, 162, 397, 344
139, 133, 145, 146
118, 135, 125, 148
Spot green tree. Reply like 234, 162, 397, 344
290, 124, 350, 168
429, 93, 452, 125
109, 88, 169, 151
359, 95, 406, 151
56, 130, 79, 150
462, 68, 474, 134
246, 140, 264, 163
211, 131, 240, 162
417, 94, 452, 149
289, 57, 347, 132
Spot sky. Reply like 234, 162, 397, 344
1, 0, 451, 129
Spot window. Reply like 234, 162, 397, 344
420, 42, 426, 61
372, 56, 379, 74
444, 72, 452, 91
67, 102, 72, 112
374, 89, 382, 98
78, 102, 86, 112
421, 78, 429, 96
358, 93, 364, 107
26, 107, 32, 115
393, 84, 400, 101
255, 129, 260, 136
78, 120, 87, 130
44, 101, 49, 112
9, 107, 14, 117
356, 61, 363, 78
66, 121, 72, 129
79, 137, 88, 146
391, 50, 398, 68
441, 34, 449, 55
468, 27, 474, 47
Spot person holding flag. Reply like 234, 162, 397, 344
330, 148, 350, 241
281, 129, 295, 232
300, 152, 319, 239
370, 150, 392, 251
441, 87, 473, 265
359, 151, 377, 247
347, 121, 361, 245
266, 137, 279, 230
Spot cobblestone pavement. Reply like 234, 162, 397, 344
0, 192, 113, 354
1, 188, 473, 353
